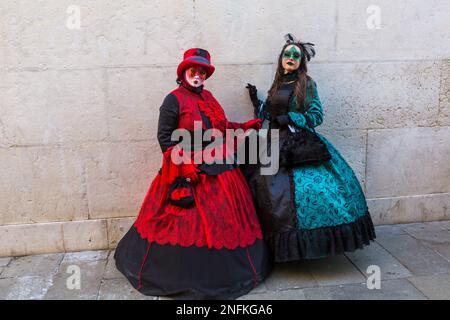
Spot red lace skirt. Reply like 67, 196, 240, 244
134, 167, 263, 250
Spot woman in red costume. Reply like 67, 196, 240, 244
114, 48, 271, 300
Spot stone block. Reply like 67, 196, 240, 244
195, 0, 336, 64
439, 60, 450, 125
312, 61, 440, 130
106, 67, 174, 141
62, 219, 109, 252
0, 70, 107, 145
107, 218, 134, 249
336, 0, 450, 61
0, 147, 88, 225
0, 0, 196, 69
317, 129, 367, 187
0, 223, 64, 257
368, 193, 450, 225
367, 127, 450, 198
82, 141, 160, 219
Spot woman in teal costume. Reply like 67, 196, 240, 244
245, 34, 376, 262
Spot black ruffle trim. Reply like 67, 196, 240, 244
265, 213, 376, 263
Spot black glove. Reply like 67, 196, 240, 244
246, 83, 257, 96
246, 83, 261, 111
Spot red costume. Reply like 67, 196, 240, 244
114, 48, 271, 300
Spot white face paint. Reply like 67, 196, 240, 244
184, 67, 206, 88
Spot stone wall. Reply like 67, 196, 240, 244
1, 0, 449, 256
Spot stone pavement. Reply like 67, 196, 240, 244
1, 220, 450, 300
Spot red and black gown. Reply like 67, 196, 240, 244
114, 81, 271, 300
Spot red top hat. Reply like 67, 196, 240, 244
177, 48, 215, 80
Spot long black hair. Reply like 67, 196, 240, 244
267, 42, 312, 113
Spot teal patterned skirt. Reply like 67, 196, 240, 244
292, 133, 369, 230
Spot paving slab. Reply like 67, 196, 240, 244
0, 257, 12, 267
376, 234, 450, 276
238, 289, 306, 300
98, 278, 156, 300
339, 279, 428, 300
408, 274, 450, 300
429, 243, 450, 262
264, 261, 317, 291
403, 222, 450, 244
374, 224, 409, 237
2, 220, 450, 300
0, 276, 54, 300
428, 220, 450, 230
345, 242, 412, 280
302, 285, 349, 300
303, 255, 366, 286
246, 282, 269, 295
103, 253, 125, 280
43, 259, 106, 300
62, 250, 109, 263
1, 253, 63, 279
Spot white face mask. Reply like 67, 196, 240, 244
184, 68, 206, 87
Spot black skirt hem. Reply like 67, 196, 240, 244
114, 225, 272, 300
116, 266, 263, 300
265, 212, 376, 263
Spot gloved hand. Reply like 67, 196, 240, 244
180, 162, 200, 184
242, 118, 263, 131
246, 83, 261, 110
246, 83, 257, 97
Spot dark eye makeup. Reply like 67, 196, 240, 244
283, 51, 301, 60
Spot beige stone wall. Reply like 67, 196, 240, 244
1, 0, 450, 257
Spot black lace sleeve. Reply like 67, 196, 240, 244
157, 93, 180, 152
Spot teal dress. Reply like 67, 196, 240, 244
247, 75, 376, 262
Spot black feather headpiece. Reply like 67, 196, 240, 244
284, 33, 316, 61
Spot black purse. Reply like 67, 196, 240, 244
279, 116, 331, 167
167, 176, 195, 208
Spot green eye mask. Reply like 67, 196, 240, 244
283, 46, 302, 61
